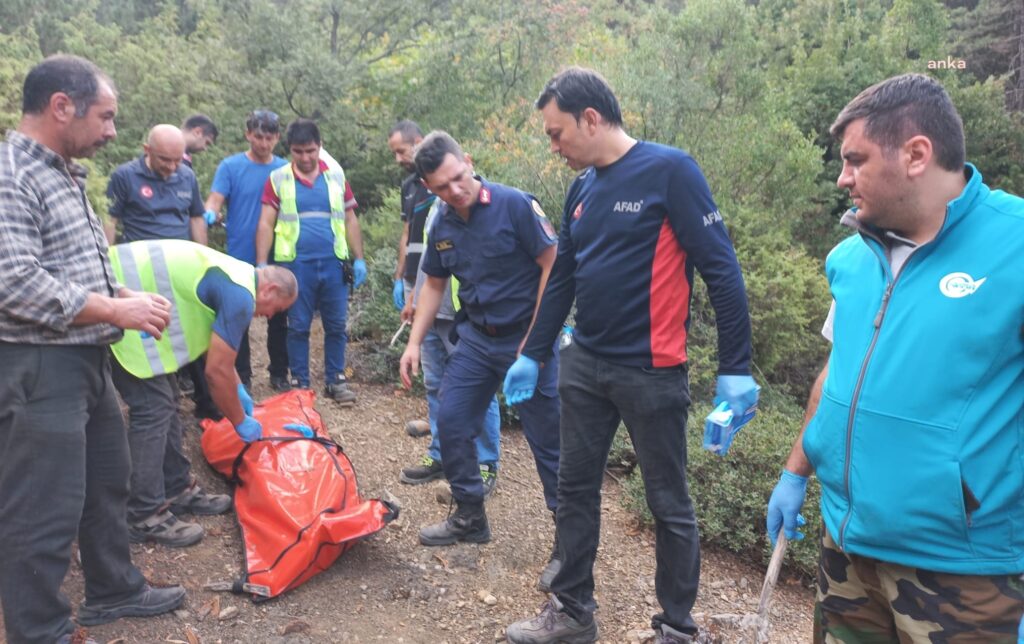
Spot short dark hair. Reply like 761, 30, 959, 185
182, 113, 218, 141
413, 130, 464, 178
830, 73, 965, 172
285, 118, 320, 148
246, 109, 280, 135
22, 54, 114, 117
535, 66, 623, 127
388, 119, 423, 143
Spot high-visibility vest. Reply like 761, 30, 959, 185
109, 240, 256, 379
270, 162, 349, 262
423, 199, 460, 311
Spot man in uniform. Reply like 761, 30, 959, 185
388, 120, 502, 490
206, 110, 290, 390
504, 67, 758, 644
0, 54, 185, 644
108, 240, 297, 547
255, 118, 365, 403
766, 73, 1024, 642
398, 132, 561, 577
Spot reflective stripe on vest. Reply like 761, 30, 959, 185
270, 163, 349, 262
423, 200, 460, 312
109, 240, 256, 379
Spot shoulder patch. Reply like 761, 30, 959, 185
531, 199, 547, 218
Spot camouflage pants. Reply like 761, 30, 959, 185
814, 529, 1024, 643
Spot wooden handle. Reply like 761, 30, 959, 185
757, 532, 788, 620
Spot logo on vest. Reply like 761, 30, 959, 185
572, 203, 583, 220
703, 210, 723, 227
939, 272, 986, 298
140, 185, 153, 199
613, 200, 643, 213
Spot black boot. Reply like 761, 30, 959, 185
537, 510, 561, 592
419, 500, 490, 546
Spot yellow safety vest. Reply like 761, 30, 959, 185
109, 240, 256, 379
270, 162, 349, 262
424, 199, 460, 311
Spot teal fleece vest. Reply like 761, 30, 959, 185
803, 165, 1024, 574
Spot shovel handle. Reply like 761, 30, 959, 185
757, 532, 788, 619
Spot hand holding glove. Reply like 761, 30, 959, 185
767, 470, 808, 546
392, 278, 405, 310
203, 209, 218, 226
235, 415, 262, 443
237, 383, 254, 416
352, 259, 367, 289
503, 355, 540, 405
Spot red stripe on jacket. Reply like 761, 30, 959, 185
649, 217, 689, 367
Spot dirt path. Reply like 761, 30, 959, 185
11, 325, 815, 643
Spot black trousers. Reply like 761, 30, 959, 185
0, 344, 145, 644
235, 309, 289, 384
551, 342, 699, 635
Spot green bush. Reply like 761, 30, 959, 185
621, 399, 822, 577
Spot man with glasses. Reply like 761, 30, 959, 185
398, 132, 561, 581
205, 110, 290, 390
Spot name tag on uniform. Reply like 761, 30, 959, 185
435, 239, 454, 251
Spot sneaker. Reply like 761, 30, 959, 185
325, 376, 356, 406
405, 419, 430, 437
400, 455, 445, 485
77, 583, 186, 626
655, 624, 697, 643
270, 375, 292, 392
537, 525, 561, 592
506, 596, 599, 644
167, 482, 232, 516
435, 464, 498, 504
128, 511, 203, 548
289, 376, 309, 390
176, 371, 195, 397
419, 501, 491, 546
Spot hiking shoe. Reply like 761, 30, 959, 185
167, 482, 232, 516
325, 376, 356, 406
506, 596, 599, 644
289, 376, 309, 390
128, 511, 203, 547
419, 501, 491, 546
405, 419, 430, 437
270, 375, 292, 392
434, 464, 498, 504
77, 583, 186, 626
656, 624, 697, 643
537, 525, 561, 592
401, 455, 445, 485
176, 371, 195, 397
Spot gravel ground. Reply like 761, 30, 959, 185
2, 321, 815, 643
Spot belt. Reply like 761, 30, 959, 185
471, 318, 531, 338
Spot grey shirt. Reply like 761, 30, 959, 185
0, 130, 121, 345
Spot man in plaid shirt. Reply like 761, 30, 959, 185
0, 55, 186, 644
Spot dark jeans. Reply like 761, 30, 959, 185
236, 309, 289, 384
437, 322, 560, 509
284, 258, 348, 386
184, 355, 214, 410
110, 361, 192, 523
0, 344, 145, 644
552, 342, 698, 635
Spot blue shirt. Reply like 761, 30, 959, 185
107, 156, 203, 242
420, 179, 556, 327
523, 141, 751, 370
211, 152, 287, 264
196, 267, 254, 352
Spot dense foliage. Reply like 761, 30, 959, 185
3, 0, 1021, 572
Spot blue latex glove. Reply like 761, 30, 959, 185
235, 415, 262, 443
715, 374, 760, 419
352, 259, 367, 289
392, 278, 405, 310
767, 470, 808, 546
203, 209, 217, 226
283, 423, 315, 439
503, 355, 540, 405
237, 383, 254, 416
